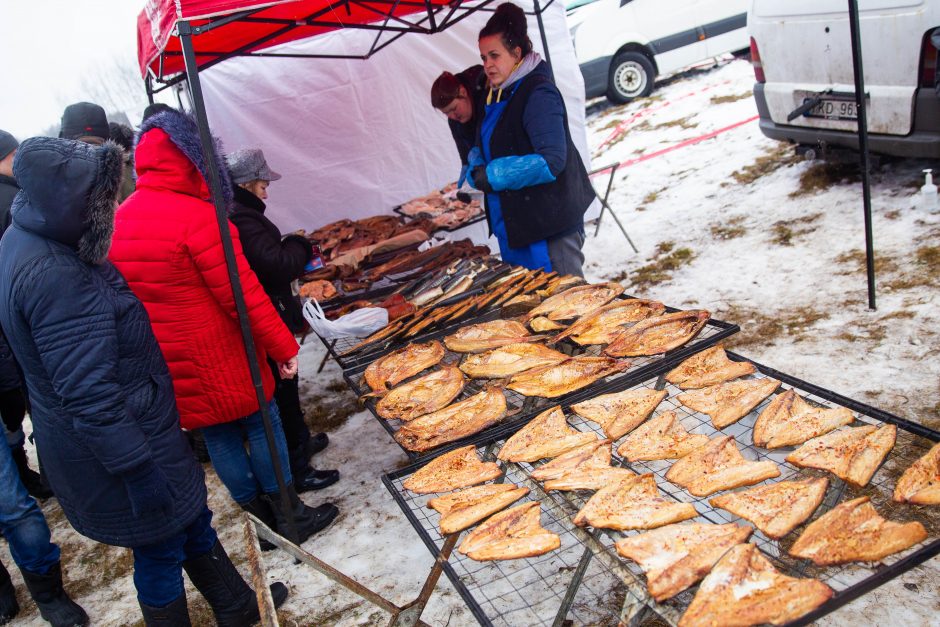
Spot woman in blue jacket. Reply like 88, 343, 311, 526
469, 2, 595, 276
0, 137, 288, 625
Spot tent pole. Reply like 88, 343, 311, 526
533, 0, 554, 78
145, 76, 155, 105
178, 20, 299, 543
847, 0, 876, 310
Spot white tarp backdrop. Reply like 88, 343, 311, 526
199, 0, 598, 234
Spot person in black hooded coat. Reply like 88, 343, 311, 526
226, 148, 339, 493
0, 137, 288, 625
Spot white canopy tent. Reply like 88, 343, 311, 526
197, 0, 598, 234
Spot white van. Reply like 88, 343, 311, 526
569, 0, 749, 103
749, 0, 940, 158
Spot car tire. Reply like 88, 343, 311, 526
607, 51, 655, 104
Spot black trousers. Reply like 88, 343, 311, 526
0, 388, 26, 444
267, 359, 310, 475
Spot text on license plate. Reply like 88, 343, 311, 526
803, 98, 859, 120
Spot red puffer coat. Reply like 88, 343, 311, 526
109, 112, 298, 430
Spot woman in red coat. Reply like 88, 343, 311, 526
109, 110, 337, 544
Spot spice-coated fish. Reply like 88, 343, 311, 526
551, 298, 666, 346
427, 484, 529, 535
497, 406, 599, 462
525, 282, 625, 322
443, 319, 543, 353
894, 441, 940, 504
573, 474, 698, 531
604, 309, 710, 357
459, 343, 568, 379
709, 477, 829, 539
529, 440, 611, 482
402, 445, 501, 494
785, 424, 896, 487
457, 502, 561, 561
616, 411, 711, 462
506, 355, 630, 398
375, 365, 465, 421
570, 388, 667, 440
394, 387, 508, 452
753, 389, 855, 449
363, 341, 446, 393
677, 377, 781, 429
664, 345, 756, 389
665, 435, 780, 497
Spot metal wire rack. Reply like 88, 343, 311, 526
382, 352, 940, 627
345, 311, 738, 462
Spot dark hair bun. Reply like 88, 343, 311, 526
480, 2, 533, 57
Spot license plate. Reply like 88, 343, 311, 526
803, 97, 859, 121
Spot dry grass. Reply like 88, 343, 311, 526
710, 215, 747, 240
616, 241, 697, 289
722, 305, 831, 349
789, 162, 861, 198
650, 116, 698, 131
882, 245, 940, 292
768, 213, 822, 246
641, 189, 663, 205
710, 91, 753, 105
728, 143, 799, 186
834, 249, 900, 275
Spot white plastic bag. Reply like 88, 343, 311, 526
303, 298, 388, 340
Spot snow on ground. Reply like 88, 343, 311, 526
3, 57, 938, 626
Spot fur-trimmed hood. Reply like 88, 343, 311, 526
11, 137, 123, 264
135, 110, 233, 211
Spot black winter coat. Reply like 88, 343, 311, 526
0, 138, 207, 547
229, 185, 312, 333
0, 175, 22, 392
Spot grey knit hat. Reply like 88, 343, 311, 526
226, 148, 281, 184
0, 130, 18, 161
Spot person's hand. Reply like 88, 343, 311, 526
278, 356, 298, 379
471, 166, 493, 193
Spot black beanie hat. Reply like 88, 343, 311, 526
141, 103, 174, 126
0, 130, 17, 161
59, 102, 109, 142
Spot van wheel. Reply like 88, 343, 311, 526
607, 52, 654, 104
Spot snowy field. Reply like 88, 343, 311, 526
6, 57, 939, 625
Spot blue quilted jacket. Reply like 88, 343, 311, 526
0, 138, 206, 547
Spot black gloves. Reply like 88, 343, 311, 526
471, 166, 493, 194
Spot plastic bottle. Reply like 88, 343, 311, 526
921, 169, 938, 210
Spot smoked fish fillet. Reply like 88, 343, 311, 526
427, 484, 529, 535
443, 320, 543, 353
506, 355, 630, 398
573, 474, 698, 530
752, 389, 855, 449
678, 544, 832, 627
529, 440, 610, 482
544, 467, 635, 491
616, 411, 711, 462
677, 378, 781, 429
665, 345, 756, 389
709, 477, 829, 539
570, 388, 667, 440
375, 365, 465, 421
529, 317, 566, 332
525, 282, 625, 322
789, 496, 927, 565
459, 342, 568, 379
394, 387, 508, 452
666, 435, 781, 497
615, 522, 753, 601
403, 445, 501, 494
894, 441, 940, 504
498, 406, 598, 462
457, 502, 561, 561
604, 310, 710, 357
363, 341, 446, 393
785, 424, 896, 487
551, 298, 666, 346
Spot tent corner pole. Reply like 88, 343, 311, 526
533, 0, 554, 79
145, 76, 155, 105
177, 20, 300, 544
847, 0, 876, 310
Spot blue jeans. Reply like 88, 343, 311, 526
0, 434, 59, 574
201, 400, 293, 504
132, 506, 217, 607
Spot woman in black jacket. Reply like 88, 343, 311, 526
227, 148, 339, 493
431, 65, 487, 188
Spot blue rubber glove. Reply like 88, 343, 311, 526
457, 164, 470, 188
123, 460, 174, 517
467, 146, 485, 170
486, 154, 557, 192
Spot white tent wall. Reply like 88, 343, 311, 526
199, 0, 598, 234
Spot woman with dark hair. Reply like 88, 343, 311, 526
430, 65, 487, 187
469, 2, 594, 277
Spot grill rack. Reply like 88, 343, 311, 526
382, 352, 940, 627
346, 312, 738, 462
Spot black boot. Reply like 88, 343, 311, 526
138, 595, 191, 626
293, 467, 339, 494
0, 562, 19, 624
19, 563, 88, 627
11, 446, 53, 500
183, 540, 288, 627
262, 487, 338, 544
307, 433, 329, 459
239, 495, 277, 552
